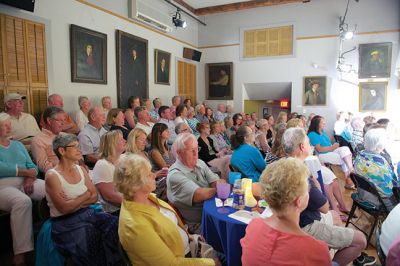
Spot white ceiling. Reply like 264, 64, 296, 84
244, 82, 292, 100
183, 0, 251, 9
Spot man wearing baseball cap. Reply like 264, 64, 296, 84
3, 93, 40, 146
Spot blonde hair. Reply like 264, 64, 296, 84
260, 158, 309, 213
106, 108, 123, 125
286, 118, 303, 129
276, 111, 287, 124
98, 130, 122, 162
114, 153, 152, 199
126, 128, 147, 154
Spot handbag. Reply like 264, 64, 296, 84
189, 234, 217, 259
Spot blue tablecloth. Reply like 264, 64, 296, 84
201, 197, 247, 266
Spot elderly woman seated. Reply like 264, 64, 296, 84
115, 153, 218, 265
354, 128, 398, 210
241, 158, 331, 265
0, 113, 45, 266
45, 134, 121, 265
308, 115, 355, 189
92, 130, 125, 214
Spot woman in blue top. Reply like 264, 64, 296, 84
230, 126, 266, 182
0, 113, 45, 266
307, 115, 355, 189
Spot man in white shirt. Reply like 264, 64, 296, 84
134, 106, 154, 136
158, 105, 176, 145
3, 93, 40, 146
75, 96, 91, 130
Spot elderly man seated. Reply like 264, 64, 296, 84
0, 113, 45, 266
167, 133, 221, 234
3, 93, 40, 147
78, 107, 107, 166
40, 94, 79, 134
281, 127, 375, 266
158, 105, 176, 145
134, 106, 154, 136
31, 106, 65, 173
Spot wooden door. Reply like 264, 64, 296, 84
177, 60, 196, 104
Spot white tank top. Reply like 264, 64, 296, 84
46, 165, 88, 217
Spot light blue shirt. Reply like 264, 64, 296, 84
231, 144, 266, 182
308, 131, 332, 154
78, 124, 107, 155
0, 140, 37, 178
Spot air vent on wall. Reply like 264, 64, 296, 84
128, 0, 172, 33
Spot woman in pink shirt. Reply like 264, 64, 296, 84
241, 158, 331, 266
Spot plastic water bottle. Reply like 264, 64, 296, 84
232, 179, 244, 210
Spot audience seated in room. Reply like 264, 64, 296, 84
78, 107, 107, 166
124, 96, 140, 129
350, 117, 365, 152
167, 133, 221, 234
0, 113, 45, 266
286, 126, 374, 265
170, 95, 181, 120
209, 121, 231, 153
213, 103, 226, 122
3, 93, 40, 146
115, 153, 218, 266
264, 114, 275, 147
31, 106, 64, 173
230, 126, 266, 182
226, 113, 243, 140
174, 104, 191, 131
308, 115, 355, 190
92, 130, 125, 214
205, 107, 215, 123
106, 108, 131, 140
254, 119, 271, 156
149, 97, 162, 122
275, 111, 288, 125
186, 106, 199, 135
241, 158, 331, 266
282, 128, 350, 220
45, 134, 121, 265
40, 94, 79, 134
74, 96, 91, 131
354, 128, 398, 211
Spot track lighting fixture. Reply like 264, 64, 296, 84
172, 9, 187, 28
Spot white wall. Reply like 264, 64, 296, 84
198, 0, 400, 134
0, 0, 199, 115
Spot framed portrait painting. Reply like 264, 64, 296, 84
116, 30, 148, 109
206, 62, 233, 100
70, 25, 107, 84
359, 82, 387, 112
303, 76, 327, 106
359, 42, 392, 79
154, 49, 171, 85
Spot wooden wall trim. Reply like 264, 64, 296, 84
173, 0, 196, 14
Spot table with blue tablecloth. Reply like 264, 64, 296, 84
201, 197, 247, 266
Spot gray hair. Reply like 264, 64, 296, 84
43, 106, 64, 123
351, 117, 364, 131
78, 96, 89, 107
173, 132, 196, 154
48, 93, 61, 103
175, 122, 187, 134
195, 104, 204, 114
282, 127, 307, 155
364, 128, 387, 153
53, 134, 78, 159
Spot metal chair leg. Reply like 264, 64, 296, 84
346, 203, 357, 227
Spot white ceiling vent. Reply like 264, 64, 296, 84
128, 0, 172, 32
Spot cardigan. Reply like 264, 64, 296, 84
118, 194, 214, 266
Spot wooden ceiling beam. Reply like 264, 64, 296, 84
193, 0, 310, 16
172, 0, 196, 14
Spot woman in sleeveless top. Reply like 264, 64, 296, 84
149, 123, 176, 170
45, 134, 122, 266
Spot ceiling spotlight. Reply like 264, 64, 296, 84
172, 9, 187, 28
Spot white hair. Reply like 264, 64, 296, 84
364, 128, 387, 153
172, 133, 196, 160
282, 127, 307, 155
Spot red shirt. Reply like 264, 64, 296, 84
241, 218, 331, 266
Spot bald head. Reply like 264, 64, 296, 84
48, 94, 64, 108
88, 106, 105, 129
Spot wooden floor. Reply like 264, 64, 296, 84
331, 165, 380, 265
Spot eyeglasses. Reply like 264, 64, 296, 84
64, 144, 80, 149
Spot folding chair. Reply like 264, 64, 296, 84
345, 172, 389, 244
